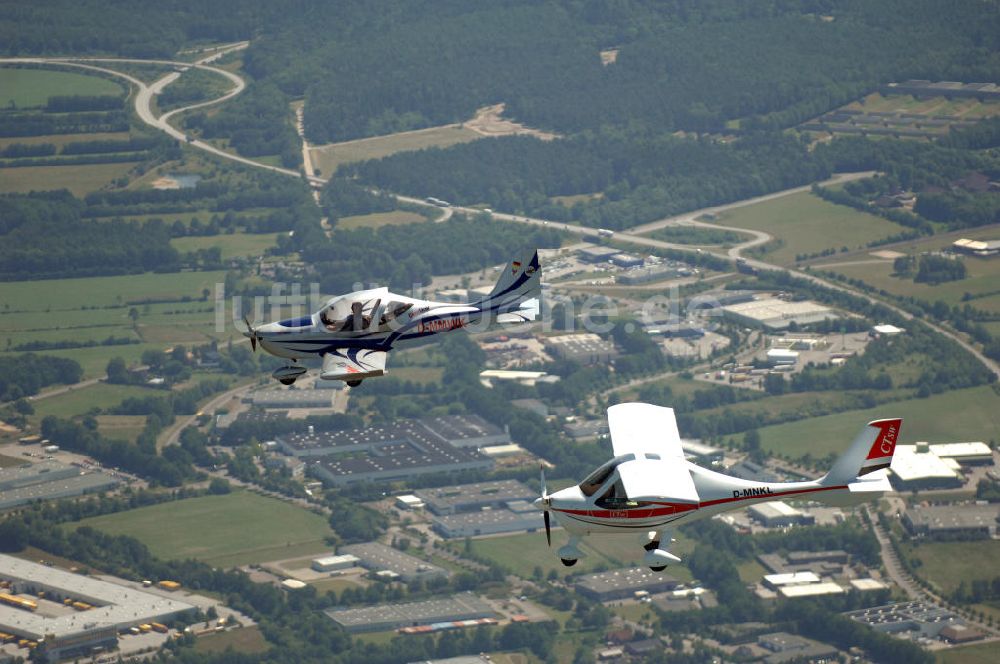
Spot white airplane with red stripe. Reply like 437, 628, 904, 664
534, 403, 900, 570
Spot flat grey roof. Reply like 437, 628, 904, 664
326, 593, 495, 630
414, 480, 535, 512
338, 542, 447, 579
576, 567, 678, 594
0, 554, 194, 640
0, 472, 118, 511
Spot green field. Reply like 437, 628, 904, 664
756, 385, 1000, 460
73, 491, 335, 567
170, 233, 280, 260
336, 210, 427, 230
0, 162, 135, 196
0, 270, 228, 312
0, 67, 123, 108
0, 453, 27, 468
905, 540, 1000, 595
458, 531, 694, 582
95, 415, 148, 442
647, 225, 749, 246
845, 93, 1000, 121
30, 383, 163, 420
193, 627, 270, 655
309, 125, 480, 175
0, 131, 131, 150
819, 227, 1000, 313
938, 643, 1000, 664
715, 191, 903, 265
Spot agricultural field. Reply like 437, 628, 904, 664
0, 67, 123, 108
0, 162, 136, 196
309, 125, 480, 176
754, 385, 1000, 460
170, 232, 280, 260
72, 490, 335, 567
336, 210, 426, 231
817, 227, 1000, 314
715, 191, 903, 265
29, 383, 163, 420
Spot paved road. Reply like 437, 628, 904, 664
159, 380, 254, 449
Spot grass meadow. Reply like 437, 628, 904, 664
0, 67, 123, 108
309, 125, 480, 175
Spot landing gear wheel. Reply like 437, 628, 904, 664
279, 377, 296, 386
649, 565, 667, 572
560, 558, 577, 567
346, 379, 363, 387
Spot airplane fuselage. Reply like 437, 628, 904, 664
544, 462, 861, 536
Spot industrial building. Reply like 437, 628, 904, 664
610, 252, 643, 268
846, 601, 973, 641
575, 568, 680, 602
757, 632, 839, 663
616, 263, 687, 285
338, 542, 448, 583
311, 554, 360, 572
777, 582, 845, 599
0, 461, 117, 511
325, 593, 496, 633
903, 504, 1000, 540
249, 388, 334, 409
748, 502, 815, 528
766, 348, 799, 366
680, 440, 724, 466
757, 550, 849, 576
395, 495, 425, 510
883, 80, 1000, 101
952, 238, 1000, 257
929, 442, 993, 466
576, 246, 619, 263
720, 298, 837, 331
544, 333, 618, 365
431, 501, 541, 538
763, 572, 821, 590
415, 480, 535, 515
562, 419, 610, 440
889, 444, 964, 491
277, 415, 503, 486
0, 554, 195, 662
278, 414, 508, 457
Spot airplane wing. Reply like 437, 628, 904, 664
617, 459, 699, 504
320, 348, 387, 381
607, 402, 685, 460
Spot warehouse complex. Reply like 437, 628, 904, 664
415, 480, 535, 515
720, 297, 837, 330
0, 461, 117, 511
889, 441, 993, 491
276, 415, 504, 486
338, 542, 448, 583
0, 555, 194, 662
325, 593, 496, 633
575, 568, 681, 602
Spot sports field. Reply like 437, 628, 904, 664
73, 491, 335, 567
309, 125, 480, 175
756, 385, 1000, 460
715, 191, 903, 265
0, 67, 123, 108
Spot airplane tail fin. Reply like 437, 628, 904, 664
475, 249, 541, 316
820, 418, 902, 486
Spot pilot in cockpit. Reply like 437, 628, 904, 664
320, 301, 369, 331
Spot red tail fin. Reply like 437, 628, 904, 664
859, 418, 901, 476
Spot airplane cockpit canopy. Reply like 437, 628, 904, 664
579, 454, 635, 497
317, 289, 415, 331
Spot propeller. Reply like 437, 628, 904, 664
540, 465, 551, 547
243, 315, 259, 352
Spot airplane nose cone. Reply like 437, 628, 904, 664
533, 497, 546, 511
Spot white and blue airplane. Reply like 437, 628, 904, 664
243, 250, 541, 386
535, 402, 900, 570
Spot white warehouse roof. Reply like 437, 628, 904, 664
890, 445, 961, 482
764, 572, 820, 587
929, 442, 991, 459
779, 582, 845, 598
